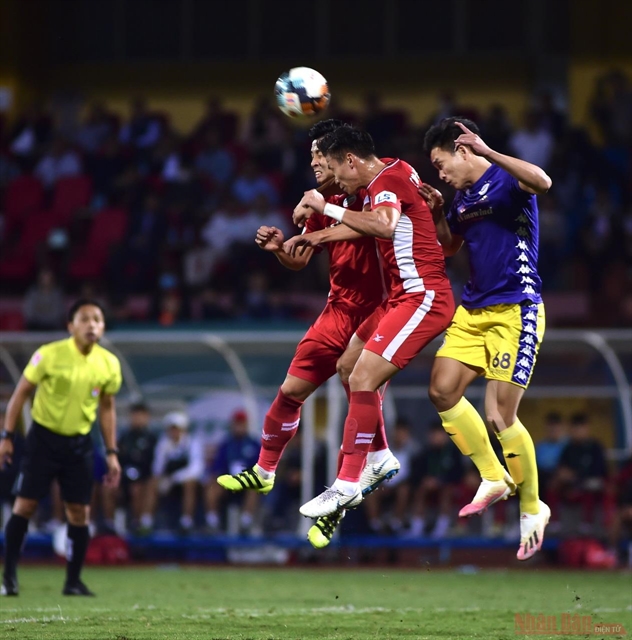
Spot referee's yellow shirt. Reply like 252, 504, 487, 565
23, 337, 122, 436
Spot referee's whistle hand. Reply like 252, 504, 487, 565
0, 440, 13, 469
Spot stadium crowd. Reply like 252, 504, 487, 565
0, 69, 631, 328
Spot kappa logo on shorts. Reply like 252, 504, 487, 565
373, 334, 385, 342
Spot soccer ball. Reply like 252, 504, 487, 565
275, 67, 330, 118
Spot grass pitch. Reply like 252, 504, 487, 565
0, 566, 629, 639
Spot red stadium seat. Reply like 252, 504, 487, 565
3, 174, 45, 236
0, 209, 58, 282
52, 175, 93, 225
67, 207, 128, 281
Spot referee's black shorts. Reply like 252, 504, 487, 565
13, 422, 94, 505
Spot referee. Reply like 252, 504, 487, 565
0, 299, 122, 596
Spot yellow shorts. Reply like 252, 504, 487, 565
436, 302, 545, 388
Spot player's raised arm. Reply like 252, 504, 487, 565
283, 224, 365, 258
296, 189, 398, 239
454, 121, 552, 195
255, 225, 313, 270
419, 184, 463, 257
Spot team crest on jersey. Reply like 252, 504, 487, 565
343, 195, 356, 208
478, 182, 490, 196
31, 351, 42, 367
374, 190, 397, 205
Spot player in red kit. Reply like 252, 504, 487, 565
216, 120, 400, 547
292, 125, 455, 518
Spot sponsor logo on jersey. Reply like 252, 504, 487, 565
516, 227, 530, 237
375, 190, 397, 205
515, 214, 528, 223
521, 277, 536, 285
343, 195, 357, 208
523, 285, 536, 295
516, 240, 528, 250
373, 334, 385, 342
517, 252, 529, 262
517, 265, 533, 274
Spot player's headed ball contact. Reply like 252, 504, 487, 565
275, 67, 330, 118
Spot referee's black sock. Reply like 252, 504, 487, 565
66, 524, 90, 584
3, 514, 29, 580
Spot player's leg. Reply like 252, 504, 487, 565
338, 311, 400, 495
430, 306, 513, 516
303, 289, 454, 519
59, 436, 95, 596
483, 302, 549, 559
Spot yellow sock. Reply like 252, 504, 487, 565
439, 397, 505, 482
497, 420, 539, 515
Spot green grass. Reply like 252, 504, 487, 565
0, 567, 630, 639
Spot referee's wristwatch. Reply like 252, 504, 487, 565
0, 430, 15, 442
105, 447, 119, 456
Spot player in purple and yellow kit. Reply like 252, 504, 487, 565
421, 117, 552, 560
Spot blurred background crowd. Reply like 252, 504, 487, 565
0, 67, 631, 329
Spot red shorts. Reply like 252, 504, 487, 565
363, 288, 455, 369
355, 300, 388, 344
288, 302, 377, 387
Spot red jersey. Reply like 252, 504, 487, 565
305, 189, 385, 311
365, 159, 450, 299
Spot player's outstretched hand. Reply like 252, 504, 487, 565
454, 121, 492, 157
419, 184, 445, 220
283, 233, 319, 257
255, 225, 285, 252
293, 189, 326, 228
0, 438, 13, 470
103, 452, 121, 489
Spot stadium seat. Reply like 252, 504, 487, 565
0, 209, 58, 282
3, 174, 45, 236
52, 174, 93, 225
67, 207, 128, 281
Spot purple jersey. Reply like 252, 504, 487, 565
447, 164, 542, 309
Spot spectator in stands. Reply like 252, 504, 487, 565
549, 412, 609, 532
86, 134, 128, 200
408, 421, 464, 539
363, 418, 420, 535
34, 137, 82, 188
480, 104, 512, 156
195, 127, 236, 191
182, 227, 222, 294
231, 160, 279, 207
22, 268, 66, 331
191, 96, 239, 145
242, 96, 288, 164
147, 412, 204, 533
119, 98, 162, 152
590, 69, 632, 146
535, 411, 569, 495
103, 402, 157, 534
9, 102, 52, 157
537, 193, 568, 287
75, 102, 116, 154
509, 109, 554, 170
204, 410, 260, 534
534, 90, 568, 141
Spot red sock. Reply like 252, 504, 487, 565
336, 448, 344, 475
257, 390, 303, 472
370, 382, 390, 452
338, 391, 380, 482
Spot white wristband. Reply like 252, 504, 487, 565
323, 203, 346, 222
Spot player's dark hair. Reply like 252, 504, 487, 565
308, 119, 346, 140
423, 117, 481, 155
68, 298, 106, 322
318, 126, 376, 161
570, 412, 588, 426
